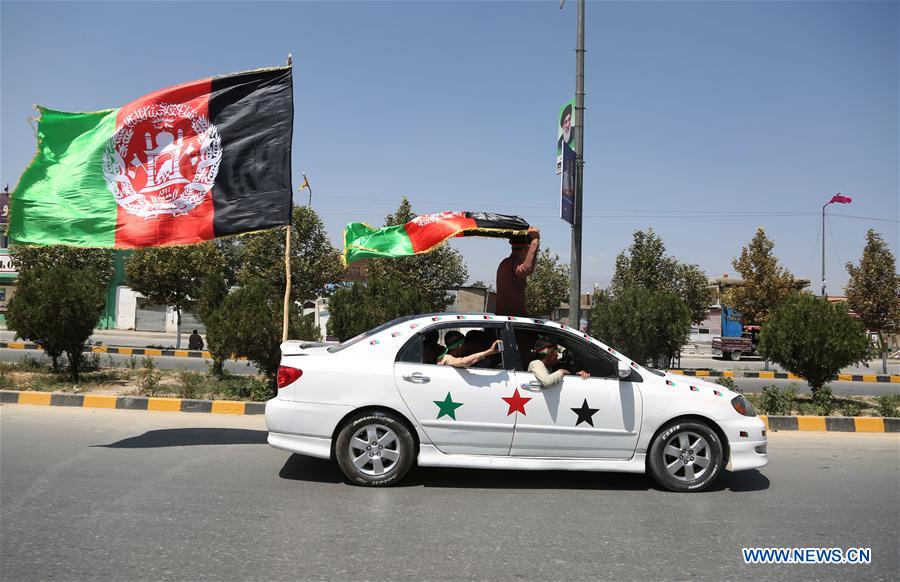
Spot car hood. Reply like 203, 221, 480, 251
660, 371, 738, 399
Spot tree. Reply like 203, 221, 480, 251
10, 245, 114, 283
238, 205, 344, 304
525, 248, 570, 317
723, 228, 798, 326
193, 271, 231, 376
610, 229, 714, 323
759, 294, 868, 393
365, 197, 468, 310
6, 265, 107, 381
203, 280, 303, 384
125, 243, 225, 348
845, 229, 900, 374
327, 279, 432, 342
589, 287, 691, 368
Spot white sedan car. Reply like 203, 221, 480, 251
266, 313, 767, 492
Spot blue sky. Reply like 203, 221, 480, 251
2, 0, 897, 292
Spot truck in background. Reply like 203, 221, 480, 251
712, 308, 760, 361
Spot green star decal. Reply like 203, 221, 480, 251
433, 392, 463, 420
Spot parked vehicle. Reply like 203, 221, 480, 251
712, 326, 760, 361
266, 313, 767, 492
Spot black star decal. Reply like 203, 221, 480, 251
571, 398, 599, 427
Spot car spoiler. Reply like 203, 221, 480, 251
280, 340, 338, 356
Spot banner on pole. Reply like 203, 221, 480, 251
557, 98, 577, 225
556, 98, 576, 174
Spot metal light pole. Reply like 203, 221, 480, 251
566, 0, 586, 329
821, 200, 830, 297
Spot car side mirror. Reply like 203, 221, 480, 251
617, 360, 632, 380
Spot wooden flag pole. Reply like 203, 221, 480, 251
282, 224, 292, 342
282, 52, 294, 343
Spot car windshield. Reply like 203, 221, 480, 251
327, 316, 415, 353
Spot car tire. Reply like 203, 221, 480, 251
647, 420, 724, 492
730, 350, 742, 361
334, 411, 415, 487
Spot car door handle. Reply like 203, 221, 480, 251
403, 372, 430, 384
522, 381, 543, 390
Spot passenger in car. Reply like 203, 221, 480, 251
438, 330, 502, 368
422, 330, 442, 365
528, 338, 590, 386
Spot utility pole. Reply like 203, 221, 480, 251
568, 0, 586, 329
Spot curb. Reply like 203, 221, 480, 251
0, 390, 264, 415
668, 369, 900, 383
0, 341, 213, 359
759, 415, 898, 433
2, 391, 897, 432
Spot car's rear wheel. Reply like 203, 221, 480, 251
647, 420, 723, 492
334, 411, 415, 487
730, 350, 743, 361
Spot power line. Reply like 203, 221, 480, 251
313, 194, 896, 223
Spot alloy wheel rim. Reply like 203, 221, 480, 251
349, 423, 401, 476
662, 431, 712, 482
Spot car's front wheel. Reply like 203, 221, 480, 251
647, 420, 723, 492
334, 411, 415, 487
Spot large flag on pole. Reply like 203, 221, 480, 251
343, 211, 529, 264
10, 66, 293, 248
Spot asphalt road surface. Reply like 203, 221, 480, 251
0, 347, 253, 375
679, 355, 900, 376
2, 406, 897, 581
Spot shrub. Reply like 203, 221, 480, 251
714, 376, 739, 391
759, 294, 869, 393
876, 394, 900, 418
176, 370, 204, 399
203, 280, 305, 384
797, 402, 817, 416
811, 385, 835, 416
841, 402, 861, 417
13, 355, 49, 373
139, 357, 162, 396
73, 352, 101, 375
759, 385, 791, 415
248, 377, 271, 402
327, 279, 432, 343
745, 393, 761, 411
589, 286, 691, 368
5, 265, 109, 381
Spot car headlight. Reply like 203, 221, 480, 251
731, 395, 757, 417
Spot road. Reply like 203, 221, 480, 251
679, 354, 900, 376
0, 347, 253, 375
2, 406, 897, 581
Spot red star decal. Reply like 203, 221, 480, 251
502, 388, 532, 416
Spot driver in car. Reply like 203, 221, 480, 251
528, 338, 590, 387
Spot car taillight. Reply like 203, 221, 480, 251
731, 395, 757, 417
277, 365, 303, 389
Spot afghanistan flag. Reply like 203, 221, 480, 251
9, 66, 293, 248
343, 211, 529, 264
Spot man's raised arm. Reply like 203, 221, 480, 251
514, 227, 541, 279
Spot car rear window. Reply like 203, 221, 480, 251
327, 316, 415, 353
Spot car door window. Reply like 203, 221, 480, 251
513, 325, 616, 379
411, 324, 505, 370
